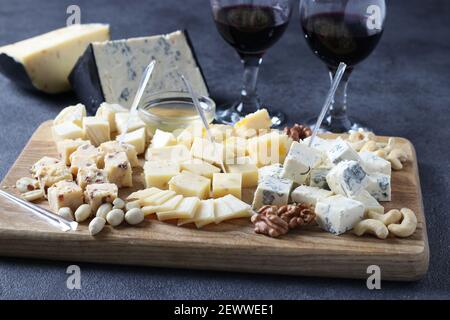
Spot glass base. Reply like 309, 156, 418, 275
215, 102, 286, 127
307, 115, 372, 134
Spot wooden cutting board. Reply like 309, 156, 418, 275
0, 121, 429, 281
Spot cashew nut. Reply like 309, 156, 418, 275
367, 209, 402, 225
348, 132, 365, 142
387, 148, 408, 170
360, 140, 379, 152
353, 219, 389, 239
373, 149, 387, 158
388, 208, 417, 237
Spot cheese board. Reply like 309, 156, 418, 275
0, 120, 429, 281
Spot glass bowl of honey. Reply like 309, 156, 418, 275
138, 91, 215, 132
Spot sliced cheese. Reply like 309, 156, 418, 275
142, 194, 184, 216
217, 195, 252, 223
157, 197, 200, 221
194, 199, 216, 228
127, 187, 161, 201
141, 190, 176, 206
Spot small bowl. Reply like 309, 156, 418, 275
138, 91, 215, 132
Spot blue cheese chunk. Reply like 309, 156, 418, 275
291, 185, 333, 206
252, 175, 293, 210
327, 138, 361, 164
281, 141, 324, 184
309, 166, 332, 189
326, 160, 368, 197
258, 163, 283, 183
301, 136, 335, 154
315, 195, 365, 235
359, 151, 391, 176
365, 173, 391, 202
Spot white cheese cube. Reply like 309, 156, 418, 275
52, 122, 84, 142
212, 173, 242, 199
84, 183, 118, 212
53, 103, 86, 127
258, 163, 283, 182
115, 112, 146, 134
175, 123, 204, 148
225, 157, 258, 188
359, 151, 391, 176
208, 124, 234, 143
180, 159, 220, 179
281, 141, 324, 184
326, 160, 368, 197
315, 195, 365, 235
168, 171, 211, 200
116, 127, 146, 155
56, 139, 91, 165
151, 129, 176, 148
252, 175, 293, 210
99, 140, 139, 167
35, 162, 73, 188
157, 197, 200, 221
95, 102, 128, 132
76, 166, 108, 190
145, 145, 191, 163
47, 180, 84, 213
190, 137, 224, 166
82, 116, 110, 146
31, 157, 60, 176
365, 173, 391, 201
291, 185, 333, 206
327, 139, 361, 164
224, 136, 247, 162
104, 151, 133, 188
301, 136, 335, 154
309, 166, 331, 189
218, 194, 252, 223
247, 131, 291, 167
70, 144, 105, 175
142, 194, 183, 216
144, 160, 180, 189
234, 108, 272, 131
351, 190, 384, 214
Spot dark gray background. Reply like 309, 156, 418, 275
0, 0, 449, 300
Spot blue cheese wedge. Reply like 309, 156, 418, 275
69, 30, 208, 113
315, 195, 365, 235
309, 166, 332, 189
291, 185, 333, 206
258, 163, 283, 183
327, 138, 361, 164
326, 160, 368, 197
359, 151, 391, 176
281, 141, 324, 184
365, 173, 391, 201
252, 175, 293, 210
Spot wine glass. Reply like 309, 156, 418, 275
210, 0, 293, 126
300, 0, 386, 133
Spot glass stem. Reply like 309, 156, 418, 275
237, 56, 262, 115
327, 69, 352, 132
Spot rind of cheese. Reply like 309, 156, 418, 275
47, 180, 84, 213
157, 196, 200, 221
95, 102, 128, 132
169, 171, 211, 200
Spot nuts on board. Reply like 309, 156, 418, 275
112, 197, 125, 210
277, 204, 315, 229
89, 217, 106, 236
96, 203, 113, 219
353, 219, 389, 239
106, 209, 124, 226
251, 211, 289, 238
125, 200, 141, 211
125, 208, 145, 225
58, 207, 74, 221
388, 208, 417, 237
284, 124, 312, 142
22, 189, 45, 202
16, 177, 40, 194
74, 204, 92, 222
366, 209, 402, 225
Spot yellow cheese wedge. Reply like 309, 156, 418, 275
219, 194, 253, 223
212, 173, 242, 199
157, 197, 200, 221
144, 160, 180, 189
169, 171, 211, 200
142, 194, 183, 216
234, 108, 272, 131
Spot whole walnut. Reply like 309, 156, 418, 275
284, 124, 312, 142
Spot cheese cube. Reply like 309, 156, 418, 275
127, 187, 162, 201
309, 166, 332, 189
208, 124, 234, 143
191, 199, 216, 228
252, 175, 293, 210
104, 151, 133, 188
365, 173, 391, 201
142, 194, 183, 216
234, 108, 272, 131
47, 180, 84, 213
52, 122, 84, 142
281, 141, 324, 184
212, 173, 242, 199
224, 136, 247, 162
327, 139, 361, 164
225, 157, 258, 188
82, 116, 110, 146
116, 127, 146, 155
258, 163, 283, 182
144, 160, 180, 189
315, 195, 365, 235
53, 104, 87, 127
301, 136, 335, 154
247, 131, 291, 167
76, 166, 108, 190
95, 102, 128, 132
190, 137, 224, 165
157, 197, 200, 221
151, 129, 176, 148
351, 190, 384, 214
326, 161, 368, 197
140, 190, 177, 206
217, 194, 252, 223
169, 171, 211, 199
56, 139, 91, 165
70, 144, 104, 175
84, 183, 118, 212
31, 156, 61, 176
35, 162, 73, 188
180, 159, 220, 179
359, 151, 391, 176
176, 123, 204, 148
145, 145, 191, 163
291, 185, 333, 206
115, 112, 146, 134
99, 140, 139, 167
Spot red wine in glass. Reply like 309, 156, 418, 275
215, 5, 290, 58
301, 12, 383, 70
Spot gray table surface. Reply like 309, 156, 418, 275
0, 0, 449, 300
